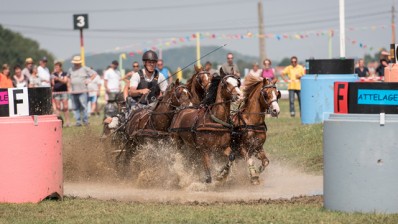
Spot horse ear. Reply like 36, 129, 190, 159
219, 67, 225, 77
271, 77, 278, 85
175, 78, 180, 86
263, 77, 267, 85
194, 64, 200, 73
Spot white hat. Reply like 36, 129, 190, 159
71, 55, 82, 64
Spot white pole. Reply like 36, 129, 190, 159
339, 0, 346, 58
196, 32, 201, 67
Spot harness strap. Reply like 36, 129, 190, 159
131, 129, 170, 137
150, 111, 175, 115
210, 114, 233, 128
236, 123, 268, 132
169, 127, 193, 132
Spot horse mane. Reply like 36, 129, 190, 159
159, 82, 175, 102
202, 75, 222, 106
243, 76, 264, 105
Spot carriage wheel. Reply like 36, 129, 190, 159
114, 144, 133, 178
102, 129, 132, 178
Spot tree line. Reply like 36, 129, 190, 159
0, 25, 54, 70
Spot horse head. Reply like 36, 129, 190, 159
194, 64, 211, 90
170, 79, 192, 108
220, 68, 243, 102
260, 78, 281, 117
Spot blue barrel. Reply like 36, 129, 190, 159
301, 74, 358, 124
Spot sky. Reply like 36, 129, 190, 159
0, 0, 395, 62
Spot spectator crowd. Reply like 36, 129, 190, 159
0, 51, 392, 126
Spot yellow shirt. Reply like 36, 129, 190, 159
282, 65, 305, 90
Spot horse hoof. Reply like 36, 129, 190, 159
215, 174, 226, 182
251, 177, 260, 185
205, 176, 212, 184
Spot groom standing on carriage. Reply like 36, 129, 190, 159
128, 50, 168, 110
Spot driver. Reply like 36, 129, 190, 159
129, 50, 168, 110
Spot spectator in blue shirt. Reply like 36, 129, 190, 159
157, 59, 172, 85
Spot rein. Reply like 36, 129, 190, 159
210, 114, 233, 128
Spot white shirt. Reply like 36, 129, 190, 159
104, 68, 121, 93
130, 69, 168, 92
37, 66, 51, 87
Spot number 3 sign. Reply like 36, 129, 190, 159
73, 14, 89, 30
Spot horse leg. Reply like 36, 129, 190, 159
202, 150, 212, 183
216, 146, 233, 181
256, 150, 270, 173
241, 147, 260, 185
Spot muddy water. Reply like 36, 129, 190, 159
63, 128, 322, 203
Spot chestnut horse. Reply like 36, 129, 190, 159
170, 69, 242, 183
116, 80, 191, 172
125, 79, 191, 141
186, 65, 211, 106
230, 76, 280, 184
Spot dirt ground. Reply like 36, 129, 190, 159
63, 127, 322, 203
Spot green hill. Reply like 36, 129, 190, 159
63, 46, 259, 76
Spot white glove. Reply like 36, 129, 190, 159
108, 117, 119, 129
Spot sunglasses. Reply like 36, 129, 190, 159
227, 57, 233, 59
133, 65, 139, 67
291, 60, 297, 63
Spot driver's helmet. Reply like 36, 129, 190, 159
142, 50, 158, 62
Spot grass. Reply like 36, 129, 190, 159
265, 99, 323, 174
1, 197, 398, 224
1, 100, 395, 223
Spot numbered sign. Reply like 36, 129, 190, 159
73, 14, 89, 30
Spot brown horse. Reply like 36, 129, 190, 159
230, 76, 280, 184
115, 80, 191, 173
170, 69, 242, 183
186, 65, 211, 106
125, 79, 191, 141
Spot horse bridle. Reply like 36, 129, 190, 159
221, 75, 241, 96
260, 83, 280, 112
174, 85, 192, 106
156, 84, 191, 110
195, 71, 210, 90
